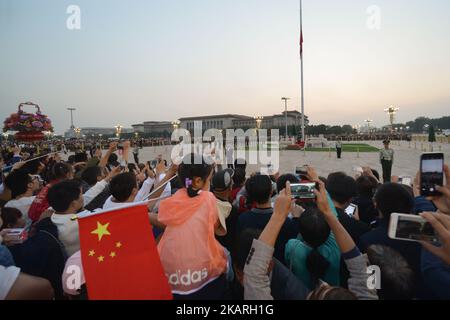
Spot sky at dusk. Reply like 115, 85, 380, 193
1, 0, 449, 134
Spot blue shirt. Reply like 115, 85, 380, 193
237, 207, 299, 264
421, 248, 450, 299
0, 245, 15, 267
284, 194, 341, 289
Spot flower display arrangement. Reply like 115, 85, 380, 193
3, 102, 53, 142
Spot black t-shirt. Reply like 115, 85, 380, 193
335, 207, 371, 246
237, 208, 299, 264
216, 205, 240, 253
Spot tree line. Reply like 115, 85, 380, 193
306, 116, 449, 136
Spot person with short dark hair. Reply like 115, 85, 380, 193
28, 162, 74, 223
326, 172, 370, 245
237, 175, 298, 263
0, 207, 26, 230
354, 175, 379, 225
366, 245, 415, 300
102, 164, 162, 209
4, 170, 40, 228
49, 180, 84, 256
234, 158, 247, 172
105, 172, 138, 205
230, 168, 246, 202
81, 166, 103, 187
359, 183, 427, 298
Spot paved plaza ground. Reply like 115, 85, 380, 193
136, 140, 450, 179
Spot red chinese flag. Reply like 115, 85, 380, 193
78, 204, 172, 300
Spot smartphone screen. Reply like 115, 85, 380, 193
290, 183, 316, 200
399, 176, 412, 186
390, 213, 438, 243
420, 153, 444, 196
345, 204, 357, 217
295, 166, 307, 175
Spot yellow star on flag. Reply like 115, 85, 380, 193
98, 256, 104, 262
110, 251, 116, 258
88, 250, 95, 257
91, 222, 111, 241
116, 242, 122, 248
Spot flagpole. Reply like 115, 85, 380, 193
300, 0, 305, 144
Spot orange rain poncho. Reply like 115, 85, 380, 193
157, 188, 227, 295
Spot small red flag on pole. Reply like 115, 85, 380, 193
77, 203, 172, 300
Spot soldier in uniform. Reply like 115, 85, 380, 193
380, 139, 394, 182
336, 139, 343, 159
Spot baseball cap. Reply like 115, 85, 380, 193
211, 169, 234, 192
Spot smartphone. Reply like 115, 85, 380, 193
420, 153, 444, 197
388, 213, 438, 243
290, 182, 317, 200
295, 166, 308, 176
398, 176, 412, 186
3, 228, 28, 244
150, 160, 158, 169
352, 166, 363, 174
345, 204, 357, 217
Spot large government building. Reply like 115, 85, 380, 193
132, 111, 308, 136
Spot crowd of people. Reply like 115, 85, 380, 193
0, 140, 449, 300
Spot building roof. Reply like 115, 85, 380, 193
179, 114, 253, 121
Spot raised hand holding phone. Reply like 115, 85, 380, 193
306, 165, 319, 181
426, 164, 450, 215
273, 181, 292, 219
420, 153, 444, 197
313, 180, 332, 216
419, 212, 450, 265
259, 182, 292, 248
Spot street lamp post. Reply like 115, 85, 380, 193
254, 116, 264, 131
115, 125, 123, 139
67, 108, 76, 130
281, 97, 290, 139
171, 120, 181, 131
44, 131, 52, 141
384, 106, 400, 132
365, 119, 373, 139
74, 127, 81, 139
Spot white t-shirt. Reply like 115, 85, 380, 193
51, 213, 80, 257
4, 196, 36, 228
62, 251, 85, 296
0, 265, 20, 300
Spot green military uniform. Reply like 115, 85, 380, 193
380, 147, 394, 183
336, 141, 342, 159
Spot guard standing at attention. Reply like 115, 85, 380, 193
380, 139, 394, 182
